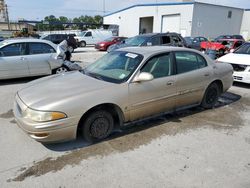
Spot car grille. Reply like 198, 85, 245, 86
233, 76, 243, 81
231, 64, 247, 72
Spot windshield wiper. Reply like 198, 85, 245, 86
85, 72, 104, 81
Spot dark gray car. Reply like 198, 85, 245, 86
107, 32, 187, 52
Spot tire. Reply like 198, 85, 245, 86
82, 110, 114, 143
201, 83, 220, 109
53, 66, 69, 74
80, 41, 86, 47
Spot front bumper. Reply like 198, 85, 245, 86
13, 95, 79, 143
94, 44, 106, 51
233, 71, 250, 84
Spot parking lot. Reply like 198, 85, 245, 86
0, 47, 250, 188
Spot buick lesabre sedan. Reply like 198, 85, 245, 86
14, 46, 233, 143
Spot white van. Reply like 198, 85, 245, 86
75, 30, 113, 47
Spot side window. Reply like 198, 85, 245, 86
161, 36, 171, 44
150, 37, 161, 45
29, 43, 55, 55
0, 43, 26, 57
193, 37, 199, 42
172, 36, 182, 46
200, 37, 207, 42
175, 52, 207, 74
141, 53, 173, 79
85, 32, 92, 37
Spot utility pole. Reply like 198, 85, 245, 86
5, 4, 10, 30
103, 0, 106, 15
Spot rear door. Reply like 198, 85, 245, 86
174, 51, 211, 109
26, 42, 56, 76
0, 42, 29, 79
128, 52, 177, 121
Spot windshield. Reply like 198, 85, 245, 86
78, 31, 86, 37
84, 51, 143, 83
234, 43, 250, 54
125, 35, 149, 46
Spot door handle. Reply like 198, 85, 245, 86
166, 81, 174, 86
204, 73, 210, 77
20, 57, 26, 61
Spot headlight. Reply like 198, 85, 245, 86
100, 43, 105, 47
23, 108, 67, 122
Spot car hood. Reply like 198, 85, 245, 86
18, 71, 114, 109
218, 53, 250, 65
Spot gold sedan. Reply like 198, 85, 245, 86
13, 46, 233, 143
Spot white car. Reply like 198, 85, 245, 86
0, 38, 65, 80
218, 42, 250, 84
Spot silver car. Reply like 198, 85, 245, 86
0, 38, 66, 80
13, 46, 233, 143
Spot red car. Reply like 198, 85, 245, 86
200, 38, 244, 57
95, 36, 127, 51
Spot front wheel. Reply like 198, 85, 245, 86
82, 110, 114, 143
201, 83, 220, 109
53, 66, 69, 74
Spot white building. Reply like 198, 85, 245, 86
103, 1, 250, 40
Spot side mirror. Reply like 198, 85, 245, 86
133, 72, 154, 82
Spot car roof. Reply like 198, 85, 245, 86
117, 46, 199, 56
218, 38, 244, 41
0, 38, 57, 49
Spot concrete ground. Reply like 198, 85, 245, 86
0, 47, 250, 188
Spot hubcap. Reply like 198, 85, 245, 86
56, 67, 68, 74
90, 117, 110, 139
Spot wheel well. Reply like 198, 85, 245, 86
77, 103, 124, 132
211, 80, 223, 94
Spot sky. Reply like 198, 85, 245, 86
5, 0, 250, 21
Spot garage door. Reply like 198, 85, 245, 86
161, 14, 180, 33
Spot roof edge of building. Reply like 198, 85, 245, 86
103, 1, 195, 17
104, 1, 249, 18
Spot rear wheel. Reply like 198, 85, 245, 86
201, 83, 220, 109
82, 110, 114, 143
80, 41, 86, 47
53, 66, 69, 74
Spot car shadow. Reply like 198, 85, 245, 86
233, 82, 250, 89
0, 77, 42, 86
44, 91, 241, 152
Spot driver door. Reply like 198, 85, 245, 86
128, 53, 177, 121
